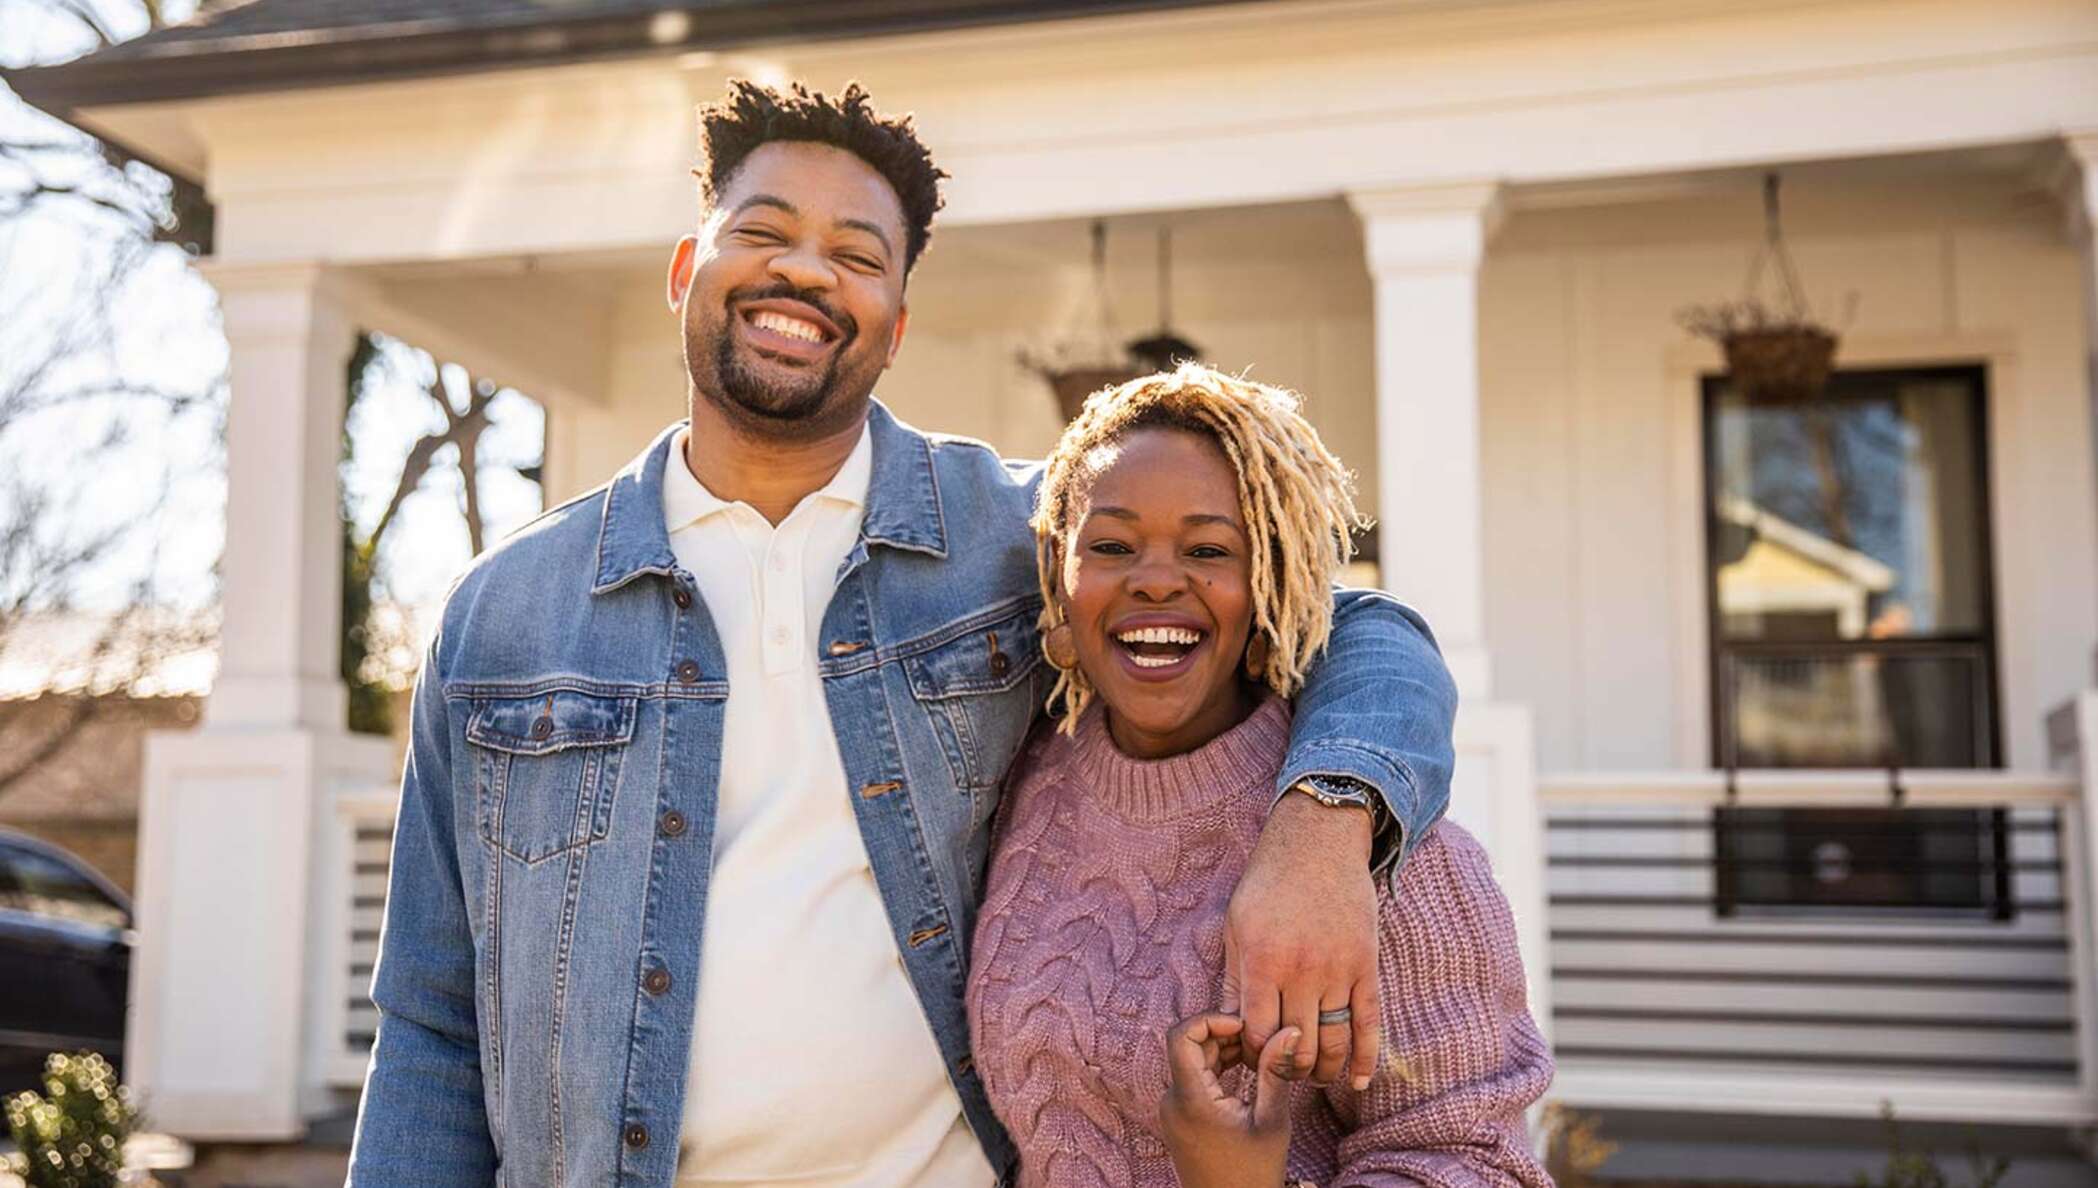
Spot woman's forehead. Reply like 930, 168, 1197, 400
1074, 427, 1243, 521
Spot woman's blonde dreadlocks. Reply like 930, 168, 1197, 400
1031, 363, 1371, 731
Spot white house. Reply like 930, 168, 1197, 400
12, 0, 2098, 1179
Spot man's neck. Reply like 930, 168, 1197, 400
683, 394, 867, 525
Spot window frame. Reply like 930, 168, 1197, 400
1698, 363, 2008, 918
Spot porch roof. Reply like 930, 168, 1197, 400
3, 0, 1253, 116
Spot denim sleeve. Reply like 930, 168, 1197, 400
1278, 587, 1458, 872
346, 639, 497, 1184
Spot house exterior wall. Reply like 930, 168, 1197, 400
1479, 175, 2098, 775
555, 207, 1383, 517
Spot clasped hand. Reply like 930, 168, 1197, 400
1159, 1014, 1299, 1188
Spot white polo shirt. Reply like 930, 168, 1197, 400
664, 426, 994, 1188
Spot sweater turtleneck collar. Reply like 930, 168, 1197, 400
1067, 694, 1293, 822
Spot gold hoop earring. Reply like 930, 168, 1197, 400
1044, 623, 1078, 671
1243, 633, 1270, 681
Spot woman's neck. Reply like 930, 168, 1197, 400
1102, 680, 1263, 760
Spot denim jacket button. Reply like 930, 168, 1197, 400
530, 716, 553, 740
673, 588, 693, 609
675, 659, 700, 684
643, 968, 672, 995
624, 1123, 649, 1150
659, 810, 688, 837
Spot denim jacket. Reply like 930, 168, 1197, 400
346, 402, 1458, 1188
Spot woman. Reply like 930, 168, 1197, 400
966, 365, 1554, 1188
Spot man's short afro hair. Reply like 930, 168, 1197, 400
695, 79, 948, 273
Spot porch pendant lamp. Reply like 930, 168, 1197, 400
1126, 226, 1203, 373
1678, 172, 1843, 405
1021, 221, 1170, 421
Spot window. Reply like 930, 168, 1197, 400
0, 842, 128, 930
1703, 365, 2005, 915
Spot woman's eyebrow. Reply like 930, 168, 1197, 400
1089, 506, 1243, 530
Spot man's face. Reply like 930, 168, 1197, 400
667, 141, 911, 440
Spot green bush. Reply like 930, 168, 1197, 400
3, 1052, 136, 1188
1856, 1102, 2009, 1188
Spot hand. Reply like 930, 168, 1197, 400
1159, 1015, 1296, 1188
1223, 791, 1380, 1088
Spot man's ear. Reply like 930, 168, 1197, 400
883, 303, 910, 368
666, 235, 699, 312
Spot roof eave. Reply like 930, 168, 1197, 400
4, 0, 1251, 112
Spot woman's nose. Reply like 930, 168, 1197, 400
1126, 552, 1186, 601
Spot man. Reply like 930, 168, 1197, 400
347, 81, 1457, 1188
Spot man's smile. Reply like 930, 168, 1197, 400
734, 297, 845, 364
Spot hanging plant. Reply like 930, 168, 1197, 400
1019, 222, 1202, 420
1677, 173, 1847, 405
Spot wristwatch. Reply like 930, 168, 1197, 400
1287, 773, 1378, 814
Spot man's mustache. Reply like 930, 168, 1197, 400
726, 283, 857, 343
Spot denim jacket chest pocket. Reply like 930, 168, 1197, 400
903, 606, 1042, 793
465, 690, 638, 865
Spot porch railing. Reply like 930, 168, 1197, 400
316, 786, 397, 1089
306, 694, 2098, 1129
1539, 738, 2098, 1126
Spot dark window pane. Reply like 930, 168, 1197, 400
1711, 372, 1988, 643
0, 848, 126, 930
1720, 647, 1987, 768
1717, 809, 2006, 916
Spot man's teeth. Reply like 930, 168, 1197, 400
1115, 626, 1202, 646
750, 310, 825, 343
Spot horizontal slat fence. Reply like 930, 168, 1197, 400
1539, 770, 2093, 1124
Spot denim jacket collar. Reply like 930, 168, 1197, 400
592, 400, 946, 595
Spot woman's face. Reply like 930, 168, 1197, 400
1058, 427, 1260, 758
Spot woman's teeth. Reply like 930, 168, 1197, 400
1115, 625, 1203, 668
1116, 626, 1201, 646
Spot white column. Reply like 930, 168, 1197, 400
131, 264, 395, 1139
1348, 182, 1551, 1039
1348, 182, 1504, 700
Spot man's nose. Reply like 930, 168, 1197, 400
767, 241, 837, 292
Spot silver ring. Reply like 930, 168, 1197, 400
1317, 1007, 1353, 1026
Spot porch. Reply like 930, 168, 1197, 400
52, 0, 2098, 1172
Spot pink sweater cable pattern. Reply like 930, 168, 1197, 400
966, 697, 1556, 1188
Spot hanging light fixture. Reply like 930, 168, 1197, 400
1126, 225, 1202, 373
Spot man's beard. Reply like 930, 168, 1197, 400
687, 283, 872, 441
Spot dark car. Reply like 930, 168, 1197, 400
0, 828, 130, 1096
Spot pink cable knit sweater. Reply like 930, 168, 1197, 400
966, 697, 1555, 1188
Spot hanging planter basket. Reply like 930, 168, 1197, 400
1677, 173, 1847, 406
1720, 324, 1837, 405
1040, 365, 1145, 421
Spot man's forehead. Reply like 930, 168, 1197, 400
720, 141, 906, 230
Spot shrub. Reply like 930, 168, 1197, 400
3, 1052, 136, 1188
